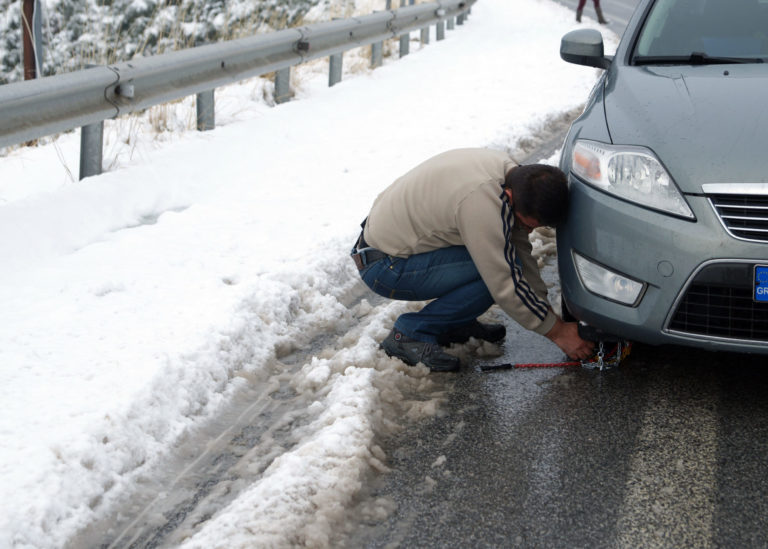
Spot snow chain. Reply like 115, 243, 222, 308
579, 339, 632, 371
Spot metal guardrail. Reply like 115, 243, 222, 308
0, 0, 474, 178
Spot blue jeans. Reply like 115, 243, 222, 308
359, 246, 494, 343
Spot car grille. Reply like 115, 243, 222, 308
709, 193, 768, 242
669, 263, 768, 341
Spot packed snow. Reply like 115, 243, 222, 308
0, 0, 616, 547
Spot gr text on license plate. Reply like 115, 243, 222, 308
755, 265, 768, 303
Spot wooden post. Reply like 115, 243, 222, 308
22, 0, 37, 79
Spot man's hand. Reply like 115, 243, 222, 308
545, 317, 595, 360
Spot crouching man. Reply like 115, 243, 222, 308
351, 148, 594, 371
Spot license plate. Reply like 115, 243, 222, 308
755, 265, 768, 303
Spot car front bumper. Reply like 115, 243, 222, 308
557, 176, 768, 355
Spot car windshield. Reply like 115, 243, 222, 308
633, 0, 768, 64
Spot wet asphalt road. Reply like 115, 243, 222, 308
345, 320, 768, 548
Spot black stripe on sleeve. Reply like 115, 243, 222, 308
500, 192, 548, 321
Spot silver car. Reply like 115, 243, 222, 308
557, 0, 768, 354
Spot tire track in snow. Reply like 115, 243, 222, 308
66, 284, 444, 549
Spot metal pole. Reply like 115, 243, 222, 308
436, 20, 445, 41
274, 67, 291, 104
447, 16, 455, 30
420, 27, 429, 45
329, 52, 343, 86
79, 121, 104, 180
196, 89, 215, 131
398, 1, 410, 57
371, 42, 383, 69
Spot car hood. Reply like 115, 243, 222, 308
604, 65, 768, 193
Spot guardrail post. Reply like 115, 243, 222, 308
371, 42, 383, 68
397, 0, 410, 59
329, 52, 343, 86
196, 89, 215, 131
457, 12, 465, 25
274, 67, 291, 103
420, 27, 430, 45
436, 20, 445, 40
447, 16, 455, 30
79, 121, 103, 180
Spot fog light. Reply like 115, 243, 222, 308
573, 252, 644, 305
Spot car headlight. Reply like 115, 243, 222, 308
572, 140, 694, 219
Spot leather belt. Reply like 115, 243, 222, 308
351, 230, 387, 270
351, 248, 387, 270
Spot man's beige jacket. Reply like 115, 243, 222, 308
363, 148, 558, 336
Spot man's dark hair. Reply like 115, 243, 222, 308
503, 164, 569, 226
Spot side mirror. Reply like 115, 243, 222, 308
560, 29, 612, 70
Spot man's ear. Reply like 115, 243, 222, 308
503, 188, 514, 204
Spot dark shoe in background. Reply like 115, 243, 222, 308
380, 329, 460, 372
436, 321, 506, 346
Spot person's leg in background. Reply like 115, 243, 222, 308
593, 0, 609, 24
577, 0, 608, 24
576, 0, 587, 22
